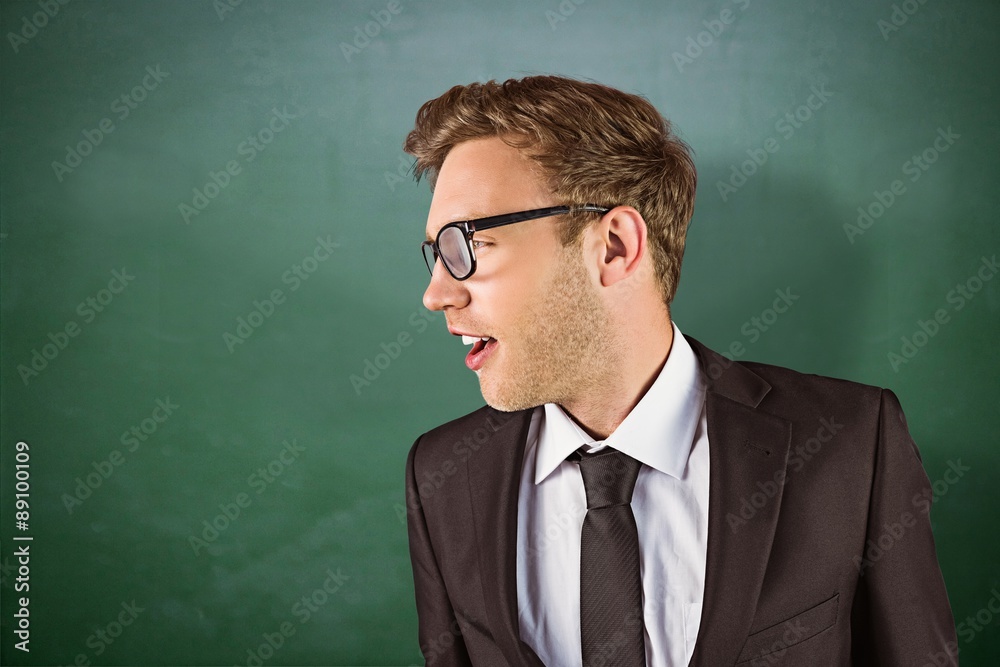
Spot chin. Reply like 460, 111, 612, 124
477, 354, 557, 412
479, 382, 544, 413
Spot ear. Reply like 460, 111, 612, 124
586, 206, 647, 289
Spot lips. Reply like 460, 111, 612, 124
465, 337, 498, 371
448, 327, 498, 371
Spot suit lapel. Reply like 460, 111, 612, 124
685, 335, 792, 666
466, 406, 545, 666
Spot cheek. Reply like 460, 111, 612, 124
482, 274, 539, 313
474, 249, 564, 336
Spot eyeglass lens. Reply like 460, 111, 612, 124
438, 226, 473, 278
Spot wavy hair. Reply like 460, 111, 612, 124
403, 75, 697, 307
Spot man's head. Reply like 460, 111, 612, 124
405, 75, 697, 307
404, 75, 697, 416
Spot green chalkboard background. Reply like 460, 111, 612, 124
2, 0, 998, 664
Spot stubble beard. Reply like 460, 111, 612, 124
478, 244, 621, 413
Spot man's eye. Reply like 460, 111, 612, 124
472, 240, 491, 249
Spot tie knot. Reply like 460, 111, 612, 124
576, 448, 642, 509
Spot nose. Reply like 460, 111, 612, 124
423, 260, 470, 312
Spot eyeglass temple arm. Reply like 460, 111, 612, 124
471, 205, 611, 232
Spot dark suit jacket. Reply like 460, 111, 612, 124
405, 334, 957, 666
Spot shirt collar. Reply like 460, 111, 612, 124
533, 321, 706, 484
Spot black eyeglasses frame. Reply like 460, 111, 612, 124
421, 204, 611, 281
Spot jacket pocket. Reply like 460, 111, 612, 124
735, 592, 839, 664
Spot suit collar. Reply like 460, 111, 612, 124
466, 334, 792, 666
684, 333, 772, 408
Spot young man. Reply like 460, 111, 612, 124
403, 75, 956, 666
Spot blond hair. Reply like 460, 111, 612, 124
403, 75, 697, 307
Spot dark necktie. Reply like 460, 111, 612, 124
575, 447, 647, 666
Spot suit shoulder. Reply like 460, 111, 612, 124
408, 405, 527, 470
737, 357, 889, 420
731, 359, 918, 475
740, 357, 882, 394
685, 332, 891, 416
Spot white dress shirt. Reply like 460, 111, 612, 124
516, 321, 710, 667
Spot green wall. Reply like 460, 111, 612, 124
1, 0, 997, 664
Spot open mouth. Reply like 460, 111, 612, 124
462, 335, 498, 371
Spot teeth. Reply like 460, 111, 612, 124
462, 335, 492, 345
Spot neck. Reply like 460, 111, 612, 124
560, 317, 674, 440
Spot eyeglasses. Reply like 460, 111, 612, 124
421, 204, 611, 280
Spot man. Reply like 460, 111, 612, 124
402, 75, 957, 666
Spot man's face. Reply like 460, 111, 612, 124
422, 137, 619, 412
